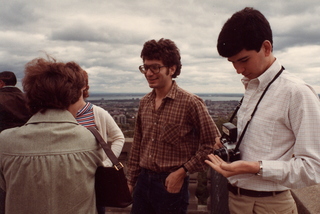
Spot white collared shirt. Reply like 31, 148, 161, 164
228, 59, 320, 191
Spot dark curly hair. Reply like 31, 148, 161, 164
140, 38, 182, 78
0, 71, 17, 86
217, 7, 273, 57
23, 57, 87, 114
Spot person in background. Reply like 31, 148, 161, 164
0, 57, 104, 214
127, 38, 221, 214
205, 7, 320, 214
0, 71, 31, 132
70, 69, 125, 214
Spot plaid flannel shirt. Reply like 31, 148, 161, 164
127, 81, 220, 186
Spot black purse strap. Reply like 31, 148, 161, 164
233, 66, 285, 152
87, 126, 124, 170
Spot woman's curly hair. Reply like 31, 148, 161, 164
23, 56, 87, 114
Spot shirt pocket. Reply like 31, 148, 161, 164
160, 123, 181, 145
246, 116, 275, 153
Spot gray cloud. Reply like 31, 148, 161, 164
0, 1, 38, 27
1, 0, 320, 94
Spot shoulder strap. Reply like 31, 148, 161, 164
87, 126, 124, 170
229, 97, 243, 123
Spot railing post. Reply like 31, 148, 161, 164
188, 172, 199, 211
210, 169, 229, 214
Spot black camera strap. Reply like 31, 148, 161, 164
229, 97, 243, 123
232, 66, 285, 153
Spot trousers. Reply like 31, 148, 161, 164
229, 189, 298, 214
130, 168, 189, 214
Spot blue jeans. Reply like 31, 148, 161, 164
131, 168, 189, 214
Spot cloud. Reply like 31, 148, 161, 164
1, 0, 319, 94
0, 1, 38, 27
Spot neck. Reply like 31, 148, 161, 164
264, 55, 276, 72
68, 96, 86, 117
155, 81, 173, 100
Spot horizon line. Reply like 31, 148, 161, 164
89, 92, 244, 95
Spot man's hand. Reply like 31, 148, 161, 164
165, 167, 186, 193
213, 137, 223, 150
205, 154, 260, 177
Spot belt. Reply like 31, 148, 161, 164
141, 168, 170, 175
227, 183, 285, 197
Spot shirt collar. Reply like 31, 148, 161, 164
27, 109, 79, 125
76, 102, 93, 117
165, 80, 178, 100
146, 80, 178, 101
241, 59, 282, 90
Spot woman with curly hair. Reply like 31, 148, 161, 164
0, 57, 104, 214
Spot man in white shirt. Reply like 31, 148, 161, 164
206, 7, 320, 214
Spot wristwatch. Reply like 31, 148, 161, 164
256, 161, 263, 176
181, 165, 190, 176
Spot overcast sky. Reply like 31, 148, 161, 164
1, 0, 320, 94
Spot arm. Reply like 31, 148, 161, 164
183, 98, 221, 173
262, 86, 320, 188
93, 105, 125, 158
104, 112, 125, 158
126, 108, 143, 187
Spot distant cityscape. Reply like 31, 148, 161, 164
88, 93, 320, 138
88, 93, 242, 137
87, 93, 244, 101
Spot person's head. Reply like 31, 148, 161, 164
140, 38, 182, 78
22, 57, 87, 115
217, 7, 275, 79
0, 71, 17, 88
217, 7, 273, 58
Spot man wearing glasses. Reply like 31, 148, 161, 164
127, 38, 221, 214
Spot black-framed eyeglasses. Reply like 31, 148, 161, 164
139, 64, 168, 74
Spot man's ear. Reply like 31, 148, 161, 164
0, 80, 5, 88
262, 40, 273, 56
169, 65, 177, 76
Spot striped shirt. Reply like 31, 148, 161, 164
76, 102, 96, 128
127, 81, 221, 186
